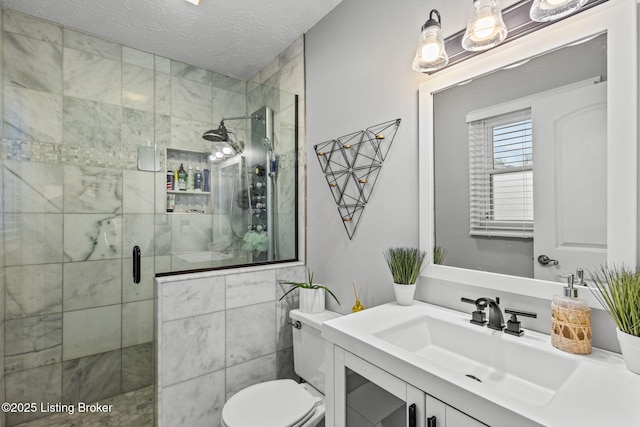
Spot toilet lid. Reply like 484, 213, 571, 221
222, 379, 316, 427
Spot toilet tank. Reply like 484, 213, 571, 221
290, 309, 341, 394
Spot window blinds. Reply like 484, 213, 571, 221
468, 108, 533, 238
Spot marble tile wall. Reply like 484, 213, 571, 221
0, 6, 305, 427
156, 264, 304, 427
0, 12, 5, 427
249, 36, 305, 261
0, 7, 254, 426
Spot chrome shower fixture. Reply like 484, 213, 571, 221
202, 120, 230, 143
262, 137, 273, 152
203, 114, 262, 158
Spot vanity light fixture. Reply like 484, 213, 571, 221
411, 9, 449, 73
529, 0, 588, 22
461, 0, 508, 52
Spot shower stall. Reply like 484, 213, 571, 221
0, 8, 300, 425
210, 107, 279, 262
158, 98, 298, 273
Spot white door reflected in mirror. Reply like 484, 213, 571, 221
533, 80, 607, 281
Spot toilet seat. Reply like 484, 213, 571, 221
221, 379, 318, 427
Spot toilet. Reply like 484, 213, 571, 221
221, 309, 341, 427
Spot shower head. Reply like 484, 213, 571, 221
262, 137, 273, 152
206, 114, 261, 140
203, 120, 244, 158
203, 121, 229, 142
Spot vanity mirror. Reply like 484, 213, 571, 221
418, 0, 637, 304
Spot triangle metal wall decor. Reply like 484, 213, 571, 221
313, 118, 401, 239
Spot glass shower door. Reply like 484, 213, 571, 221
1, 153, 157, 426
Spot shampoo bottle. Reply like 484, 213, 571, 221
178, 164, 187, 191
186, 164, 195, 191
551, 274, 591, 354
194, 167, 203, 191
203, 169, 210, 192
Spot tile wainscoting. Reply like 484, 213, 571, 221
155, 262, 304, 427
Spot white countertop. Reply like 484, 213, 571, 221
322, 301, 640, 427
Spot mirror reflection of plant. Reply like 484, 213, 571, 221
279, 270, 340, 305
589, 265, 640, 337
433, 245, 447, 265
384, 247, 427, 285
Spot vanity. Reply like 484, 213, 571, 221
322, 301, 640, 426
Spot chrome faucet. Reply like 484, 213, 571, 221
575, 268, 587, 286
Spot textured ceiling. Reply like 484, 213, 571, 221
0, 0, 343, 79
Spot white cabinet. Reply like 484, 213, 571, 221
326, 347, 488, 427
426, 395, 487, 427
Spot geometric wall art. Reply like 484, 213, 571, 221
314, 118, 401, 239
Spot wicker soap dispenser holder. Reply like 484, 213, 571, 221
551, 273, 592, 354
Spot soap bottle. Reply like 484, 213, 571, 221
203, 168, 210, 192
186, 164, 195, 191
194, 167, 203, 191
178, 164, 187, 191
551, 274, 592, 354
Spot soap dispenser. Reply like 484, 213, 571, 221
551, 274, 592, 354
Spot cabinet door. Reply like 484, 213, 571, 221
446, 408, 486, 427
426, 394, 486, 427
342, 351, 425, 427
425, 395, 446, 427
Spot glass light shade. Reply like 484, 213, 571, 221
412, 14, 449, 73
462, 0, 508, 52
529, 0, 588, 22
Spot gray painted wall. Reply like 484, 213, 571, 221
303, 0, 522, 311
305, 0, 631, 352
306, 0, 426, 308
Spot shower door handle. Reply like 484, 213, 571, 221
133, 245, 141, 284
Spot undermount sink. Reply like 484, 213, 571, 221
372, 308, 578, 407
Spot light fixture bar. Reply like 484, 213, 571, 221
434, 0, 605, 73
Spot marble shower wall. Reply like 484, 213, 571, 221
248, 36, 305, 261
0, 8, 247, 426
155, 264, 303, 427
0, 13, 5, 427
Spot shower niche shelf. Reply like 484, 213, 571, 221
166, 189, 211, 195
165, 147, 212, 214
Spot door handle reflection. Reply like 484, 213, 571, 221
537, 254, 559, 266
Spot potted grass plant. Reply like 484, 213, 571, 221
279, 270, 340, 313
589, 265, 640, 374
384, 246, 427, 305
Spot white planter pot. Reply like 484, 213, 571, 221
394, 283, 416, 306
617, 328, 640, 375
299, 288, 325, 313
